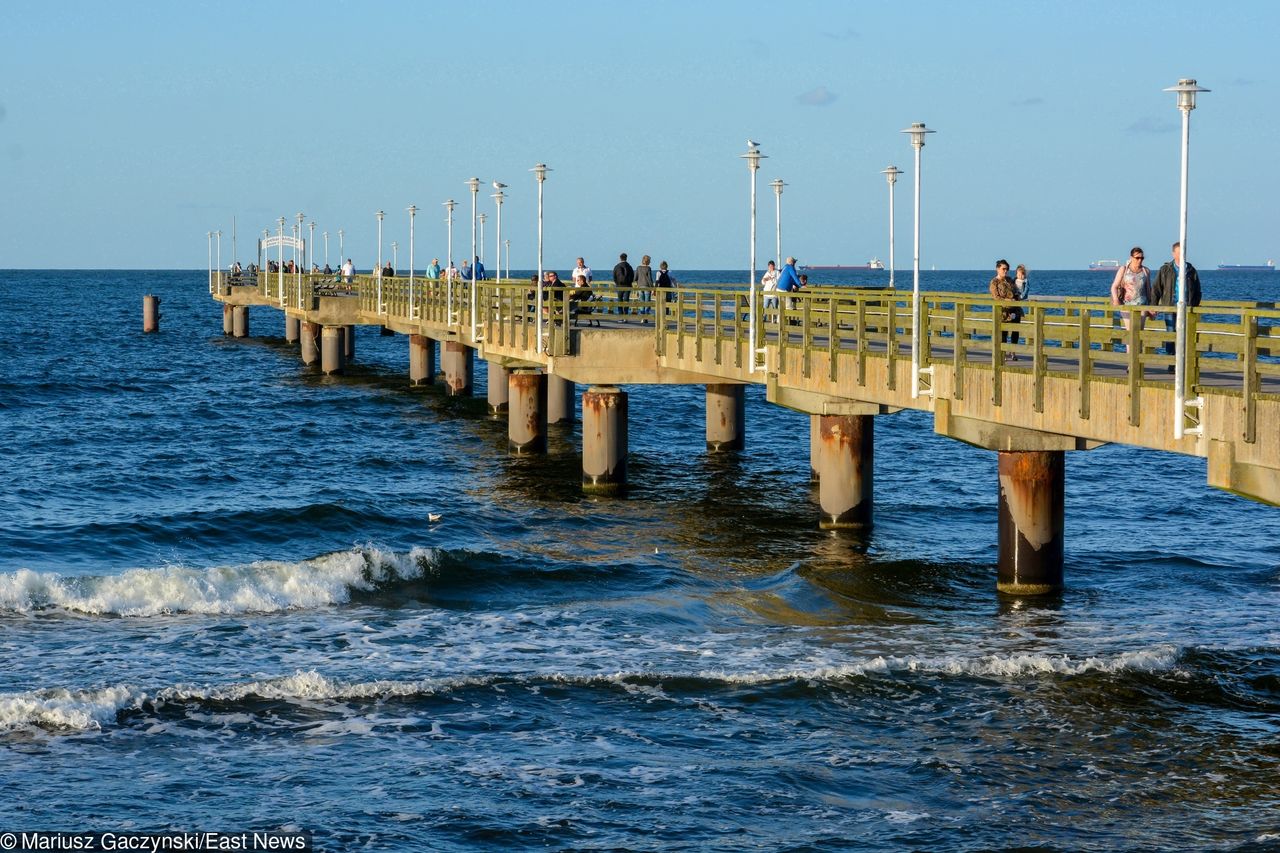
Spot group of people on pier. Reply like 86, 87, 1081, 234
1108, 243, 1203, 361
988, 260, 1031, 360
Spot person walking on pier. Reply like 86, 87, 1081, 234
612, 253, 635, 315
1110, 247, 1151, 338
762, 259, 780, 321
473, 256, 485, 281
656, 261, 677, 303
460, 259, 472, 281
426, 258, 442, 279
989, 259, 1022, 360
634, 255, 654, 315
341, 258, 354, 282
1153, 241, 1201, 367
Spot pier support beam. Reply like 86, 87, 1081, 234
487, 361, 510, 416
321, 326, 345, 375
409, 334, 435, 386
143, 295, 160, 333
547, 375, 576, 424
508, 370, 547, 454
442, 341, 474, 396
285, 316, 300, 344
232, 306, 249, 338
222, 304, 234, 335
996, 450, 1064, 596
809, 415, 821, 483
816, 415, 874, 529
300, 322, 320, 366
344, 325, 356, 362
582, 386, 628, 494
705, 383, 745, 451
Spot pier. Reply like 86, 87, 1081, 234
210, 271, 1279, 595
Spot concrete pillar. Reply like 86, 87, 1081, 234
300, 322, 320, 366
143, 295, 160, 333
487, 361, 510, 416
508, 370, 547, 454
705, 383, 745, 451
222, 304, 234, 335
409, 334, 435, 386
321, 326, 345, 375
285, 315, 300, 343
547, 375, 576, 424
997, 450, 1065, 596
582, 386, 628, 494
232, 306, 249, 338
442, 341, 474, 396
817, 415, 874, 529
344, 325, 356, 361
809, 415, 821, 484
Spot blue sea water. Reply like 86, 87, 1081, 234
1, 268, 1278, 852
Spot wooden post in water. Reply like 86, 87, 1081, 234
232, 306, 249, 338
508, 369, 547, 454
142, 295, 161, 333
582, 386, 628, 494
817, 414, 874, 529
705, 383, 745, 451
487, 361, 510, 416
547, 375, 576, 424
409, 334, 435, 386
996, 450, 1064, 595
285, 315, 300, 344
320, 326, 345, 375
442, 341, 474, 396
300, 322, 320, 365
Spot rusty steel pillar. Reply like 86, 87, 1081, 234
487, 361, 510, 416
222, 304, 234, 335
320, 326, 345, 375
547, 375, 576, 424
409, 334, 435, 386
285, 315, 300, 343
508, 370, 547, 454
232, 306, 249, 338
344, 324, 356, 361
705, 383, 745, 451
997, 450, 1065, 595
817, 415, 874, 529
300, 322, 320, 366
809, 415, 822, 484
143, 295, 161, 333
582, 386, 628, 494
441, 341, 474, 396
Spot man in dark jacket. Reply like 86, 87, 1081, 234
1152, 241, 1201, 360
612, 252, 636, 315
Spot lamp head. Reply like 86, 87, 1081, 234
1164, 77, 1209, 111
444, 199, 456, 212
531, 163, 551, 182
478, 212, 487, 223
465, 177, 481, 193
740, 144, 766, 170
882, 165, 903, 185
407, 204, 417, 216
769, 178, 786, 195
278, 217, 286, 228
375, 210, 385, 221
901, 122, 935, 148
492, 190, 506, 203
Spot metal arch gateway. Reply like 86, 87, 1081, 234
259, 233, 306, 308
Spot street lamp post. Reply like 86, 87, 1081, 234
901, 122, 935, 399
443, 199, 456, 324
277, 217, 286, 299
881, 166, 902, 289
466, 178, 482, 337
740, 143, 767, 371
505, 239, 511, 282
215, 230, 222, 288
375, 209, 385, 315
296, 212, 305, 270
478, 212, 488, 268
532, 163, 551, 353
407, 204, 418, 318
207, 231, 213, 292
1165, 77, 1210, 440
392, 241, 398, 273
492, 182, 507, 282
769, 178, 785, 269
308, 221, 315, 270
338, 229, 344, 266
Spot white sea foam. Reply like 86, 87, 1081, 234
0, 684, 143, 732
0, 546, 437, 616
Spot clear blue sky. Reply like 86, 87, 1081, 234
3, 0, 1277, 270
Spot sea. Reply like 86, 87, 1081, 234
1, 268, 1278, 852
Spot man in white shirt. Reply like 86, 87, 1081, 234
572, 257, 592, 284
341, 258, 354, 282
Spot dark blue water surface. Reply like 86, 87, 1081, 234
1, 269, 1278, 852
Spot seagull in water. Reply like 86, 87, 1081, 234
428, 513, 442, 523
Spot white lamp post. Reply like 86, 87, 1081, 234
307, 221, 315, 270
881, 166, 902, 289
376, 210, 385, 272
323, 231, 329, 268
277, 217, 286, 298
466, 177, 482, 337
407, 204, 417, 318
1165, 77, 1210, 440
901, 122, 935, 399
504, 239, 511, 282
338, 229, 344, 266
478, 212, 488, 268
207, 231, 213, 291
741, 142, 767, 370
296, 212, 305, 269
443, 199, 456, 324
532, 163, 551, 353
492, 182, 507, 282
769, 178, 785, 268
392, 241, 398, 273
215, 230, 222, 288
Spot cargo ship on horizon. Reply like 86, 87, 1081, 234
1089, 259, 1122, 272
800, 258, 885, 271
1217, 260, 1275, 271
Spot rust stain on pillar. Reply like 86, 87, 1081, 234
143, 295, 161, 333
300, 322, 320, 366
705, 384, 745, 452
817, 415, 874, 529
508, 371, 547, 454
409, 334, 435, 386
222, 304, 234, 335
442, 341, 473, 397
997, 450, 1065, 596
582, 386, 628, 494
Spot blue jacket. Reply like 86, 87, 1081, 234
777, 263, 801, 292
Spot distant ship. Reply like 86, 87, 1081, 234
801, 258, 885, 271
1217, 260, 1275, 271
1089, 259, 1122, 272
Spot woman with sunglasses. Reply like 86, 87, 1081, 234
1110, 246, 1151, 338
